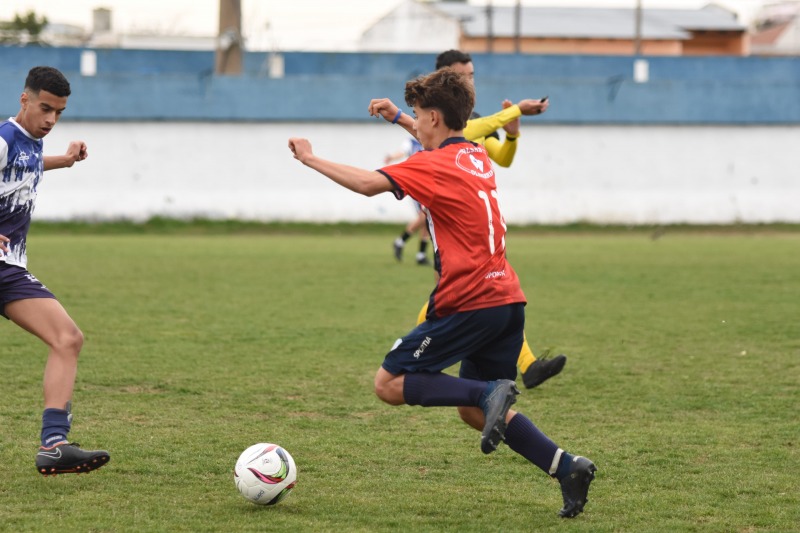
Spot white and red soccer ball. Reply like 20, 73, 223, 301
234, 443, 297, 505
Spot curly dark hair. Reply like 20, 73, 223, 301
435, 49, 472, 70
25, 66, 71, 97
404, 67, 474, 131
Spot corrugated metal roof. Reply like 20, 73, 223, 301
647, 5, 746, 31
430, 3, 745, 40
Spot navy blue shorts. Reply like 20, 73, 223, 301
0, 263, 56, 319
382, 303, 525, 382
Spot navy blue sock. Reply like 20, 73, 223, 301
503, 413, 561, 474
403, 373, 486, 407
41, 408, 71, 447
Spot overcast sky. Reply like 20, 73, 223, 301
1, 0, 770, 50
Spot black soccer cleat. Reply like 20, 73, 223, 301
522, 353, 567, 389
415, 252, 430, 266
480, 379, 520, 454
36, 442, 110, 476
558, 455, 596, 518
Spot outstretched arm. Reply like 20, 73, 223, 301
368, 98, 417, 139
464, 98, 548, 141
44, 141, 88, 171
289, 137, 394, 197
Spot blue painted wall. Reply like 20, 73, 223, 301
1, 47, 798, 123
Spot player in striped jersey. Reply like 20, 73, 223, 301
1, 66, 110, 476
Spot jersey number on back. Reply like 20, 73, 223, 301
477, 190, 507, 255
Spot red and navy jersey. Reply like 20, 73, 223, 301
378, 137, 526, 319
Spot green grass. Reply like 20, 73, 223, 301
1, 226, 798, 532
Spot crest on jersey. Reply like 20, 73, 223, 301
469, 154, 484, 172
455, 147, 493, 179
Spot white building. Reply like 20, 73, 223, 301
360, 0, 462, 52
752, 1, 800, 55
360, 0, 749, 56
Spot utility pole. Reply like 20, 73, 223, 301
634, 0, 643, 56
486, 0, 493, 53
632, 0, 649, 83
215, 0, 242, 75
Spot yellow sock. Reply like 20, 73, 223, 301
517, 333, 537, 373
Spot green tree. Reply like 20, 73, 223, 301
0, 10, 49, 45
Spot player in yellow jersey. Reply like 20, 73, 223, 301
370, 50, 566, 389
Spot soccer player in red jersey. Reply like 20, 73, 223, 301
370, 50, 565, 390
289, 68, 596, 518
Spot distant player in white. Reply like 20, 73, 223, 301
387, 137, 430, 264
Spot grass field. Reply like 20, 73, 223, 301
1, 224, 798, 532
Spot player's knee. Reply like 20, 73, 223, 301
52, 325, 84, 355
373, 380, 404, 406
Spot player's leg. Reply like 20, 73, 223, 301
432, 299, 566, 390
393, 210, 423, 262
384, 304, 538, 460
393, 225, 411, 261
459, 304, 596, 518
376, 308, 517, 414
502, 408, 597, 518
7, 298, 83, 411
394, 304, 524, 452
416, 300, 429, 325
454, 303, 523, 453
373, 368, 406, 405
375, 366, 490, 408
5, 296, 110, 475
375, 315, 488, 408
518, 334, 567, 389
408, 211, 430, 265
517, 333, 537, 373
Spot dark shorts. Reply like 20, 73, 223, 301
382, 303, 525, 382
0, 262, 56, 319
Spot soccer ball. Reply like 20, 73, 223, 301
234, 443, 297, 505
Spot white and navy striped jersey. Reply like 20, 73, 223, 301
0, 117, 45, 268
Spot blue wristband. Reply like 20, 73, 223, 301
391, 109, 403, 124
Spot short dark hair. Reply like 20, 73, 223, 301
24, 66, 71, 97
404, 67, 474, 131
435, 50, 472, 70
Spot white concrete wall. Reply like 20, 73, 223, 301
37, 122, 799, 224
